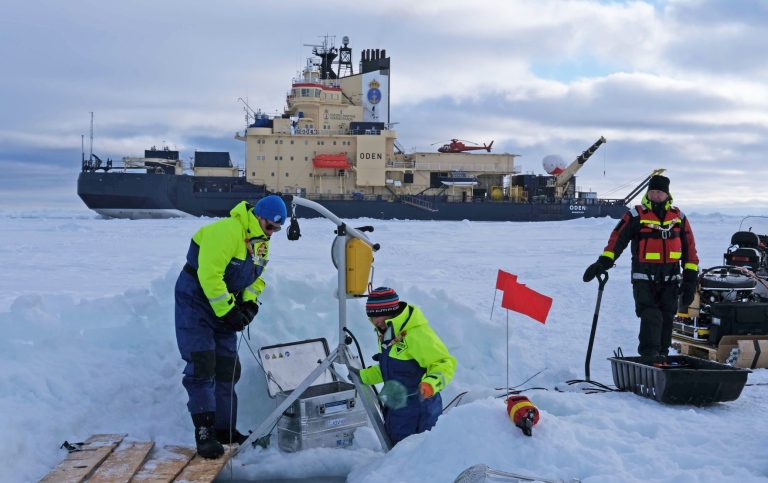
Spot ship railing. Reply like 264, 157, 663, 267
399, 195, 436, 211
387, 160, 417, 169
81, 157, 182, 173
288, 127, 387, 137
291, 77, 342, 89
414, 163, 522, 173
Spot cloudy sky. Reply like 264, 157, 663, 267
2, 0, 767, 215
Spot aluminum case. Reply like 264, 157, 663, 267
276, 381, 368, 452
259, 338, 369, 452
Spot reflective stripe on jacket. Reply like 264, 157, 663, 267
185, 201, 270, 317
601, 193, 699, 283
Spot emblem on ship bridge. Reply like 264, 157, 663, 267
367, 79, 381, 104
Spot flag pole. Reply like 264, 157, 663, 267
506, 309, 510, 396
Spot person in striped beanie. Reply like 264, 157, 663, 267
355, 286, 456, 445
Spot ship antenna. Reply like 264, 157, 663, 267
89, 111, 93, 162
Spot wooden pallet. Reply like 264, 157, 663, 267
39, 435, 234, 483
672, 335, 718, 361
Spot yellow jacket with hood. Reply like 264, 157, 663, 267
188, 201, 270, 317
360, 303, 456, 396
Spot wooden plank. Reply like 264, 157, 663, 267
172, 445, 235, 483
85, 434, 129, 445
39, 434, 127, 483
88, 441, 154, 483
131, 446, 197, 483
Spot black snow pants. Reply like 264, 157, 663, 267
632, 280, 680, 357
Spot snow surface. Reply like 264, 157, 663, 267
1, 210, 767, 483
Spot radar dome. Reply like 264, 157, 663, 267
543, 155, 567, 175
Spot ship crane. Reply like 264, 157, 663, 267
553, 136, 606, 198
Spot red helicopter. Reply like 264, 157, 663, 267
433, 139, 494, 153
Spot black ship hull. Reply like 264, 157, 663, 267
78, 172, 628, 221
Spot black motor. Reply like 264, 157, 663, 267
699, 266, 758, 305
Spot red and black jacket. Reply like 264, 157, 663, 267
602, 194, 699, 283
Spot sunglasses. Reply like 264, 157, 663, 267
264, 221, 281, 232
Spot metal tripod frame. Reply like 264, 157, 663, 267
238, 196, 393, 454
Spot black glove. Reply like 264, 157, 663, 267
220, 306, 249, 332
583, 256, 613, 282
678, 269, 698, 306
239, 301, 259, 323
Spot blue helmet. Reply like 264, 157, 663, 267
254, 195, 287, 225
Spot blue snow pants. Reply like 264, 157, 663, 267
175, 270, 241, 431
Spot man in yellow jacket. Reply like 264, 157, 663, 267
175, 196, 286, 458
358, 287, 456, 445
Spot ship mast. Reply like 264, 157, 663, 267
89, 111, 94, 162
337, 36, 353, 77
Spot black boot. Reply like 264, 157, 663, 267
215, 428, 250, 445
191, 412, 225, 459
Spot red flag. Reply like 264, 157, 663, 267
501, 279, 552, 324
496, 270, 517, 290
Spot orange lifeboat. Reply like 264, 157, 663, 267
312, 153, 351, 169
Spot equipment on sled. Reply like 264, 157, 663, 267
674, 217, 768, 345
724, 230, 768, 277
673, 265, 768, 344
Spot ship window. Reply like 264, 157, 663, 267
291, 140, 294, 144
315, 89, 321, 97
285, 172, 289, 177
333, 141, 337, 145
275, 140, 278, 144
309, 173, 312, 177
290, 156, 294, 161
305, 157, 308, 161
305, 141, 308, 145
271, 172, 275, 176
317, 141, 321, 145
275, 156, 278, 160
301, 88, 310, 97
280, 156, 283, 160
252, 172, 255, 176
280, 140, 283, 144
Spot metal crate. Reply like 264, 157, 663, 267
276, 381, 368, 452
